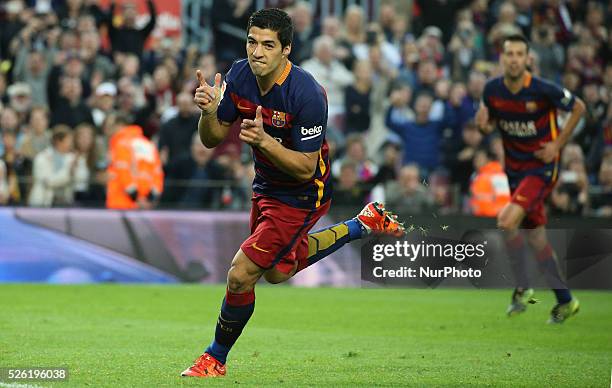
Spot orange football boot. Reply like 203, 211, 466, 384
181, 353, 226, 378
356, 202, 405, 237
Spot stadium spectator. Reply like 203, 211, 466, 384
531, 23, 564, 81
321, 16, 354, 70
590, 155, 612, 217
13, 46, 54, 107
446, 121, 483, 196
20, 106, 51, 162
0, 0, 26, 61
341, 5, 366, 48
161, 132, 228, 209
386, 92, 454, 174
331, 160, 369, 209
417, 26, 445, 66
80, 30, 116, 85
0, 108, 21, 146
384, 164, 434, 216
353, 23, 401, 70
158, 92, 200, 167
72, 123, 103, 205
211, 0, 255, 70
413, 0, 473, 44
331, 134, 377, 181
469, 147, 510, 217
448, 20, 483, 82
7, 83, 33, 124
107, 0, 157, 61
48, 48, 89, 107
1, 128, 27, 205
344, 60, 372, 134
550, 159, 590, 216
288, 1, 318, 65
106, 115, 163, 210
91, 82, 117, 131
28, 126, 75, 207
51, 76, 94, 128
148, 64, 176, 120
302, 35, 354, 125
413, 59, 438, 96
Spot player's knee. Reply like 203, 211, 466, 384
497, 214, 516, 231
227, 266, 253, 293
526, 230, 547, 251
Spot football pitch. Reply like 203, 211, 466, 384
1, 285, 611, 387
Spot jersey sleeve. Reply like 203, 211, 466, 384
216, 65, 239, 123
540, 79, 575, 111
290, 85, 328, 152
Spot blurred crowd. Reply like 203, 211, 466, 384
0, 0, 610, 217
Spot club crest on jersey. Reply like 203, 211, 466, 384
272, 111, 286, 127
525, 101, 538, 112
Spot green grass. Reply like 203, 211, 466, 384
0, 285, 611, 387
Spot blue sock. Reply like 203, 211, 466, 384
205, 289, 255, 364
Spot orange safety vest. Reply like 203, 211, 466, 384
106, 125, 164, 209
469, 161, 510, 217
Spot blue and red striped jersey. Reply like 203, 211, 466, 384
482, 72, 575, 185
217, 59, 331, 209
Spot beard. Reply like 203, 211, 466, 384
505, 67, 525, 82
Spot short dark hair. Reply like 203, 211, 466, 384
247, 8, 293, 48
51, 125, 72, 144
502, 34, 530, 52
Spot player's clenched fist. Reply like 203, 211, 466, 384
194, 70, 222, 115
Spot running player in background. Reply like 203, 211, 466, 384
476, 34, 585, 323
181, 8, 405, 378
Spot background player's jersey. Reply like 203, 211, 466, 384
482, 72, 575, 186
217, 59, 331, 209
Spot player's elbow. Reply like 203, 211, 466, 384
199, 133, 221, 149
574, 97, 586, 115
294, 168, 316, 182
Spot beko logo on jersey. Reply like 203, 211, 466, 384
499, 119, 537, 137
301, 125, 323, 141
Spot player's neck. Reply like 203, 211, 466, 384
503, 72, 527, 94
256, 57, 289, 95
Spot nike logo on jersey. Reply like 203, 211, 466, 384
251, 243, 270, 253
237, 102, 254, 111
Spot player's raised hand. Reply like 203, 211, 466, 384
240, 106, 271, 148
194, 71, 222, 115
534, 141, 560, 163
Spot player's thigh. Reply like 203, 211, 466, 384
525, 226, 548, 252
497, 202, 525, 231
227, 249, 266, 293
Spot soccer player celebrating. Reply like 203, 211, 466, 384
182, 8, 404, 377
476, 35, 585, 323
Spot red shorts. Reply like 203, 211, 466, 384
240, 195, 331, 274
510, 175, 554, 229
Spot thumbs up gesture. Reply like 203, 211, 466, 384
239, 106, 270, 148
194, 70, 222, 115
